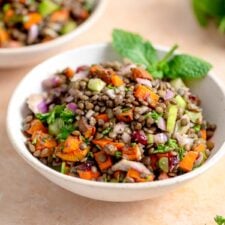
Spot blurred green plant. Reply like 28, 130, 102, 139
192, 0, 225, 33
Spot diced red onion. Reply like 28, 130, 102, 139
76, 65, 89, 73
106, 89, 116, 99
42, 76, 61, 89
71, 70, 89, 81
154, 133, 168, 144
37, 100, 48, 113
27, 94, 46, 114
157, 117, 166, 130
67, 103, 77, 113
175, 133, 194, 147
132, 130, 148, 145
164, 89, 175, 100
27, 25, 39, 44
119, 64, 136, 75
111, 159, 151, 175
136, 78, 152, 88
113, 123, 127, 134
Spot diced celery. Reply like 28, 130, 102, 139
170, 78, 187, 90
88, 78, 106, 92
60, 162, 66, 174
60, 21, 77, 35
38, 0, 59, 17
48, 118, 64, 136
175, 95, 186, 109
158, 157, 169, 173
186, 110, 203, 123
147, 134, 154, 144
167, 105, 178, 133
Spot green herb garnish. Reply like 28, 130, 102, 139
215, 215, 225, 225
36, 105, 76, 141
192, 0, 225, 33
112, 29, 212, 80
102, 127, 112, 135
114, 151, 122, 159
60, 162, 66, 174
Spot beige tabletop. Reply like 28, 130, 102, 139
1, 0, 225, 224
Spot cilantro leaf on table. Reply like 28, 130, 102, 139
112, 29, 212, 80
215, 215, 225, 225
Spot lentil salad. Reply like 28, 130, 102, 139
22, 61, 216, 183
0, 0, 94, 48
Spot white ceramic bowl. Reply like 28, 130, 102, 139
0, 0, 106, 68
7, 43, 225, 202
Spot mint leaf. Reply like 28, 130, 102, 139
165, 54, 212, 79
112, 29, 158, 68
192, 0, 209, 26
215, 215, 225, 225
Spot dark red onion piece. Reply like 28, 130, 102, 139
132, 130, 148, 145
37, 101, 48, 113
67, 103, 77, 113
164, 89, 175, 100
76, 65, 89, 73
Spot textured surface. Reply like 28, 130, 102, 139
0, 0, 225, 224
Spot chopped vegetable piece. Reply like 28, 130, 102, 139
32, 131, 57, 151
88, 78, 106, 92
122, 145, 142, 161
200, 129, 207, 140
26, 119, 47, 134
170, 78, 187, 90
167, 105, 178, 133
116, 109, 133, 122
158, 157, 169, 173
60, 21, 77, 35
126, 168, 153, 182
24, 13, 42, 30
175, 95, 186, 109
50, 9, 69, 22
56, 136, 89, 162
61, 162, 66, 174
134, 85, 159, 107
131, 67, 153, 80
92, 139, 125, 150
193, 143, 206, 152
179, 151, 198, 172
38, 0, 59, 17
111, 74, 124, 87
77, 170, 100, 180
186, 111, 203, 123
63, 67, 74, 79
94, 151, 112, 171
95, 114, 109, 122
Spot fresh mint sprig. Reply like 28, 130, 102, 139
112, 29, 212, 80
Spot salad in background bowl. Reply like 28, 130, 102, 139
7, 29, 225, 201
0, 0, 106, 67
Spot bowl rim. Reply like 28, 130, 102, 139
0, 0, 106, 54
7, 43, 225, 190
